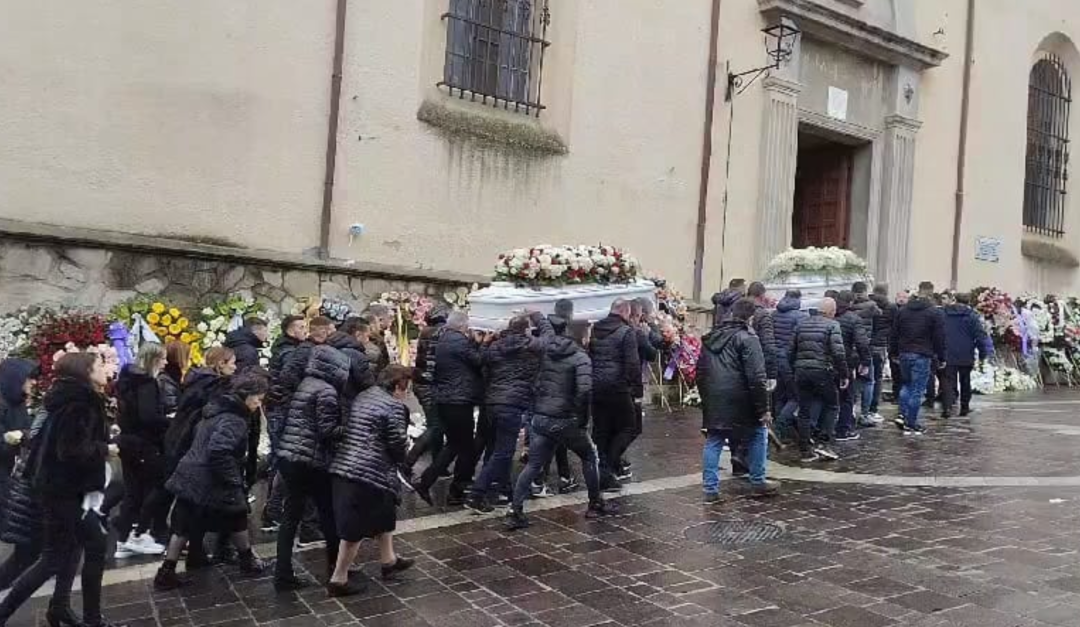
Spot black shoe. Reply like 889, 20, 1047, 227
600, 477, 622, 493
380, 557, 415, 580
903, 425, 926, 436
586, 500, 620, 519
959, 407, 970, 417
213, 545, 238, 565
412, 481, 433, 506
327, 579, 368, 598
940, 412, 951, 420
750, 480, 781, 497
153, 567, 190, 592
894, 417, 907, 430
493, 493, 511, 506
274, 574, 312, 592
504, 510, 530, 532
184, 552, 213, 572
557, 477, 580, 494
297, 526, 324, 548
259, 515, 280, 533
464, 496, 494, 515
45, 606, 82, 627
446, 491, 467, 507
834, 432, 861, 442
238, 552, 267, 575
703, 492, 720, 504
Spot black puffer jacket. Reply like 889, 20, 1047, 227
329, 386, 409, 498
166, 393, 251, 513
711, 289, 744, 325
483, 314, 552, 409
789, 315, 848, 378
326, 331, 375, 401
772, 296, 808, 376
266, 335, 302, 410
870, 294, 897, 353
34, 377, 109, 499
0, 411, 48, 547
412, 323, 444, 408
164, 368, 229, 472
268, 340, 317, 411
434, 327, 484, 405
158, 371, 181, 417
589, 314, 641, 398
751, 301, 778, 379
890, 297, 946, 362
116, 366, 168, 452
697, 320, 769, 431
224, 327, 264, 372
836, 303, 871, 371
0, 358, 36, 473
531, 335, 592, 436
278, 346, 349, 470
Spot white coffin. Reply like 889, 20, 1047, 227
765, 271, 872, 310
469, 279, 656, 331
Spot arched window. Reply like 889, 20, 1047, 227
1024, 54, 1072, 236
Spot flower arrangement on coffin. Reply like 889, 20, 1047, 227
0, 307, 48, 360
493, 244, 641, 287
375, 291, 436, 367
197, 296, 280, 367
972, 362, 1039, 394
30, 311, 108, 387
763, 247, 868, 281
442, 285, 476, 309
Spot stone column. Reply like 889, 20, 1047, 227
757, 76, 801, 274
877, 114, 921, 290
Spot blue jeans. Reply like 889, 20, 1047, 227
702, 426, 768, 495
470, 405, 525, 500
899, 353, 932, 428
859, 358, 877, 416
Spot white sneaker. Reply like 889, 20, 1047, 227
813, 446, 840, 461
531, 482, 554, 499
125, 533, 166, 556
113, 543, 135, 559
869, 413, 885, 424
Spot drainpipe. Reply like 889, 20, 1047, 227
318, 0, 349, 260
950, 0, 975, 288
692, 0, 724, 302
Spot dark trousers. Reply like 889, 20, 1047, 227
890, 358, 903, 402
275, 461, 338, 580
513, 425, 599, 511
869, 352, 886, 413
474, 407, 496, 467
115, 446, 170, 541
836, 377, 857, 437
419, 404, 476, 495
541, 445, 571, 483
0, 542, 41, 591
620, 399, 644, 466
470, 406, 525, 500
941, 365, 974, 414
592, 393, 635, 481
406, 396, 445, 468
796, 369, 839, 451
0, 496, 108, 624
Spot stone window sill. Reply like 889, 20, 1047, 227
1021, 236, 1080, 268
417, 97, 568, 156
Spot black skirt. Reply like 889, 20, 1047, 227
332, 477, 396, 542
170, 498, 248, 537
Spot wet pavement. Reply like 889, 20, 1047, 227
5, 391, 1080, 626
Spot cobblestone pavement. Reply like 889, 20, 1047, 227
6, 391, 1080, 626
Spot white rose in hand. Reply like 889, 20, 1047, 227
108, 444, 120, 457
3, 430, 24, 446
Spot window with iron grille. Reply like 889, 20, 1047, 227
440, 0, 551, 117
1023, 54, 1072, 237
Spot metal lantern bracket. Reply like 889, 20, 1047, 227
726, 17, 800, 101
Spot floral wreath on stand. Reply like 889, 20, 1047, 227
374, 291, 436, 367
0, 306, 48, 360
197, 296, 280, 367
110, 298, 201, 364
30, 310, 108, 388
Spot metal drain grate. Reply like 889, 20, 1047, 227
683, 520, 785, 546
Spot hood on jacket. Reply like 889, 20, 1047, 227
326, 330, 363, 352
712, 289, 744, 308
305, 344, 351, 389
591, 314, 627, 340
870, 293, 890, 309
205, 392, 253, 422
43, 376, 101, 414
489, 332, 532, 357
425, 306, 451, 326
703, 319, 747, 353
0, 358, 37, 407
224, 327, 264, 350
905, 297, 933, 312
545, 335, 581, 361
776, 296, 802, 314
944, 304, 973, 317
116, 365, 158, 395
182, 367, 220, 389
271, 334, 301, 353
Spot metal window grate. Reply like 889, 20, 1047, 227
440, 0, 550, 117
1024, 54, 1072, 237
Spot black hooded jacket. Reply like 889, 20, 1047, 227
34, 377, 110, 499
836, 301, 872, 371
483, 314, 553, 409
868, 293, 897, 352
790, 314, 848, 378
697, 320, 769, 431
589, 314, 642, 398
434, 327, 484, 405
531, 335, 592, 436
890, 297, 947, 362
224, 327, 264, 372
278, 345, 349, 470
0, 358, 37, 472
326, 331, 376, 401
711, 289, 744, 325
116, 365, 168, 452
166, 393, 252, 513
164, 367, 229, 472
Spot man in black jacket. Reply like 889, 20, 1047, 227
868, 284, 896, 420
834, 291, 871, 441
711, 278, 747, 325
589, 299, 642, 491
698, 299, 779, 501
414, 311, 485, 506
506, 319, 618, 531
618, 297, 663, 482
890, 282, 947, 435
405, 307, 449, 473
224, 318, 269, 372
326, 318, 377, 403
790, 297, 848, 462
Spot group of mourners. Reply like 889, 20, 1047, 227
0, 293, 668, 625
699, 278, 993, 500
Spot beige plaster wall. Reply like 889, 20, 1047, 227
0, 0, 332, 253
330, 0, 712, 291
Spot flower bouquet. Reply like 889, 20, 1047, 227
972, 362, 1039, 394
0, 307, 48, 360
649, 277, 688, 323
30, 311, 108, 387
493, 244, 641, 287
111, 297, 201, 363
197, 296, 279, 367
763, 247, 868, 281
375, 291, 436, 367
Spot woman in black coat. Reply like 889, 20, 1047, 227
154, 372, 269, 591
158, 340, 191, 418
0, 410, 46, 593
0, 352, 117, 627
0, 358, 38, 519
114, 342, 170, 559
326, 366, 415, 598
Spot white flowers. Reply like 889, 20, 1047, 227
494, 245, 640, 286
764, 247, 868, 281
972, 362, 1039, 394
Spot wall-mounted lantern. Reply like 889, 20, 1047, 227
726, 17, 800, 101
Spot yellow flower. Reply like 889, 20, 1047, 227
190, 344, 204, 366
169, 323, 182, 335
151, 303, 165, 314
161, 314, 172, 326
147, 312, 160, 324
178, 318, 189, 330
169, 308, 181, 319
180, 332, 191, 343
